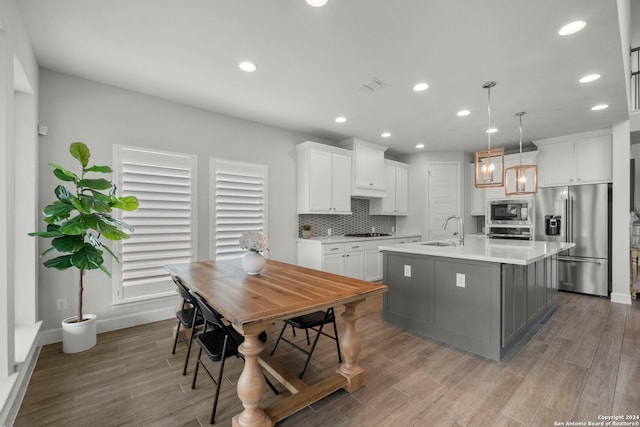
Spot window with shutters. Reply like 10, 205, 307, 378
211, 159, 268, 260
113, 146, 197, 303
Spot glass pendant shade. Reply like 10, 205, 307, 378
505, 111, 538, 195
475, 81, 505, 188
475, 148, 505, 187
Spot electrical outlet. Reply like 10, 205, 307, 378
56, 297, 67, 311
404, 265, 411, 277
456, 273, 466, 288
372, 226, 376, 233
327, 228, 332, 236
391, 226, 395, 233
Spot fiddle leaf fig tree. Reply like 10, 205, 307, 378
30, 142, 139, 323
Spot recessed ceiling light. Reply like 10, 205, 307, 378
335, 116, 347, 123
413, 83, 429, 92
457, 109, 470, 117
579, 74, 601, 83
381, 132, 391, 138
238, 61, 256, 72
306, 0, 328, 7
416, 144, 425, 149
591, 104, 608, 111
486, 128, 498, 134
559, 20, 586, 36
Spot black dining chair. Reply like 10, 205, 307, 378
190, 292, 278, 424
171, 276, 204, 376
269, 307, 342, 379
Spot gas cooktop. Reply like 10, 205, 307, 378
344, 233, 392, 238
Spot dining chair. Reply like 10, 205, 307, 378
171, 276, 204, 376
190, 292, 278, 424
269, 307, 342, 379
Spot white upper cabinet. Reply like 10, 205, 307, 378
469, 163, 485, 215
297, 141, 352, 214
370, 159, 409, 215
534, 130, 612, 187
340, 138, 388, 198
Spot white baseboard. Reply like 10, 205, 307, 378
610, 292, 632, 305
39, 307, 175, 346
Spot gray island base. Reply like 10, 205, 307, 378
380, 236, 574, 361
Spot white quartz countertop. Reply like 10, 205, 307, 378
379, 235, 575, 265
297, 233, 420, 244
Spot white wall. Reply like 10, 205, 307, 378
396, 150, 468, 239
36, 69, 331, 334
611, 120, 632, 305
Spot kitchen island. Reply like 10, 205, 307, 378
379, 236, 574, 361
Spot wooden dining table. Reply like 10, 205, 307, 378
164, 258, 388, 427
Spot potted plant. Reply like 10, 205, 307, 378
301, 224, 313, 239
30, 142, 139, 353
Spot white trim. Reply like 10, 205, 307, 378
112, 145, 198, 304
425, 161, 462, 240
209, 158, 269, 259
109, 291, 177, 307
532, 128, 611, 147
610, 291, 632, 305
39, 306, 176, 346
0, 323, 41, 427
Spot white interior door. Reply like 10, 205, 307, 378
427, 162, 461, 240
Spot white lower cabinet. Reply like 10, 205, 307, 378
297, 236, 421, 281
343, 245, 364, 279
364, 239, 386, 281
321, 242, 363, 279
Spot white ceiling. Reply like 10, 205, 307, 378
18, 0, 629, 156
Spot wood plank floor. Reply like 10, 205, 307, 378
15, 292, 640, 427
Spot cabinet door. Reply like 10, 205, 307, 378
470, 164, 486, 214
364, 249, 380, 281
395, 166, 409, 215
322, 253, 344, 275
380, 164, 396, 213
575, 135, 612, 183
343, 251, 363, 279
540, 141, 575, 186
354, 144, 384, 189
502, 265, 526, 347
536, 260, 546, 315
331, 153, 352, 213
308, 150, 333, 212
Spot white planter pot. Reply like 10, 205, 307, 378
242, 252, 265, 275
62, 314, 97, 353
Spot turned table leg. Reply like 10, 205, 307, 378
232, 334, 272, 427
337, 299, 366, 393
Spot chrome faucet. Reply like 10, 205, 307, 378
443, 215, 464, 245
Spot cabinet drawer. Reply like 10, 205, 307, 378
345, 242, 364, 252
323, 243, 345, 254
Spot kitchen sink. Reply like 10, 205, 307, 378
420, 241, 456, 247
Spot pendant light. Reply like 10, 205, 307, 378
475, 81, 505, 188
505, 112, 538, 195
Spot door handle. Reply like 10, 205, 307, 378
558, 256, 602, 265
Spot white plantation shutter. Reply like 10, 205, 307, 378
211, 159, 267, 260
114, 146, 197, 302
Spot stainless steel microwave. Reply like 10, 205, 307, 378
487, 199, 533, 225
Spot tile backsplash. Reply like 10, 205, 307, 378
298, 198, 396, 238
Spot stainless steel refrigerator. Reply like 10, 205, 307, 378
534, 183, 611, 297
